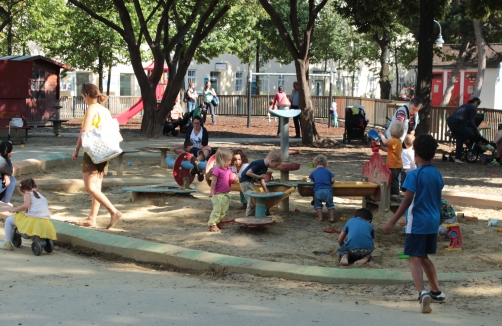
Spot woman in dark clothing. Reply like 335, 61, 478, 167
446, 97, 482, 163
174, 116, 211, 158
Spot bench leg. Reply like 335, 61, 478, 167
160, 150, 167, 167
117, 154, 125, 177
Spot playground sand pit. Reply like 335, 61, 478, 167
9, 141, 502, 274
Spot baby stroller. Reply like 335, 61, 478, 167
443, 113, 495, 163
342, 105, 369, 144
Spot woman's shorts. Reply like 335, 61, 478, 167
82, 152, 108, 174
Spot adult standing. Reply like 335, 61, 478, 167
203, 81, 217, 125
71, 83, 122, 229
290, 82, 302, 138
385, 97, 423, 143
186, 82, 198, 113
0, 141, 16, 206
446, 97, 482, 164
271, 86, 291, 137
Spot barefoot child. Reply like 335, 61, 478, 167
208, 148, 234, 232
231, 149, 249, 210
239, 149, 283, 217
379, 123, 405, 199
383, 135, 445, 314
0, 178, 56, 251
337, 208, 374, 265
309, 154, 335, 222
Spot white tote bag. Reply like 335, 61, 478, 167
10, 118, 24, 128
81, 110, 123, 164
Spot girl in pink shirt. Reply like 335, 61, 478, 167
208, 148, 234, 232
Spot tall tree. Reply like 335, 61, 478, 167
257, 0, 329, 145
68, 0, 230, 137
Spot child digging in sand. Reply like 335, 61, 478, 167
384, 135, 445, 314
208, 148, 234, 232
337, 208, 374, 265
309, 154, 335, 222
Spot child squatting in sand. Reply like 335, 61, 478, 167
308, 154, 335, 222
337, 208, 374, 265
383, 135, 445, 314
239, 149, 283, 217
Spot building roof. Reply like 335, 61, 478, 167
0, 55, 71, 70
409, 44, 502, 68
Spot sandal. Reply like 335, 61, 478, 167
208, 225, 220, 232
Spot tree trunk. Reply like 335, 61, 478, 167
414, 0, 435, 136
378, 41, 391, 99
394, 46, 399, 98
106, 63, 112, 95
294, 59, 318, 144
440, 40, 469, 106
7, 22, 12, 55
472, 19, 485, 99
255, 40, 260, 95
97, 48, 104, 93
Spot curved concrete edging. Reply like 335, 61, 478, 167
53, 221, 502, 284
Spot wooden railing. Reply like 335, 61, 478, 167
59, 95, 501, 142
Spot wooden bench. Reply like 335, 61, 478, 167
0, 112, 32, 142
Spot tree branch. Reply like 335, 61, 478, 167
290, 0, 301, 49
68, 0, 126, 37
163, 0, 204, 56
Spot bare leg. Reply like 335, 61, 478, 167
409, 256, 425, 292
340, 254, 349, 266
315, 208, 323, 221
82, 171, 122, 229
354, 256, 370, 265
174, 148, 185, 155
421, 255, 440, 292
328, 209, 335, 222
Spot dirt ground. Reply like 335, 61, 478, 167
9, 116, 502, 273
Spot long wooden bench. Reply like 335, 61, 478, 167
0, 112, 32, 142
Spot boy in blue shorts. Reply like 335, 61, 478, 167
239, 149, 283, 217
337, 208, 374, 265
383, 135, 445, 314
309, 154, 335, 222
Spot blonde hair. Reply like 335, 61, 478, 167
404, 134, 415, 146
313, 154, 328, 167
81, 83, 108, 104
20, 178, 40, 199
390, 123, 405, 139
267, 149, 284, 163
215, 148, 233, 168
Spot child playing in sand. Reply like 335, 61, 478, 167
240, 149, 283, 217
231, 149, 249, 210
400, 134, 416, 189
337, 208, 374, 265
384, 135, 445, 314
379, 123, 405, 199
0, 178, 56, 251
309, 154, 335, 222
208, 148, 234, 232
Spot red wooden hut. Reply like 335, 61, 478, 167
0, 55, 70, 127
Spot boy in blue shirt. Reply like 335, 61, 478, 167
384, 135, 445, 314
239, 149, 283, 217
309, 155, 335, 222
337, 208, 374, 265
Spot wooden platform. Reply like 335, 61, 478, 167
122, 184, 196, 201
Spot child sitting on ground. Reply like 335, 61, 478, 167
208, 148, 234, 232
400, 134, 416, 189
0, 178, 56, 251
231, 149, 249, 210
240, 149, 283, 217
383, 135, 445, 314
309, 154, 335, 222
379, 123, 405, 199
337, 208, 374, 265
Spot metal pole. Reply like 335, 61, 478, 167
247, 70, 252, 128
328, 71, 333, 127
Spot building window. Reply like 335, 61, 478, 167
31, 71, 46, 99
187, 70, 196, 86
315, 81, 324, 95
369, 77, 375, 93
259, 75, 269, 94
120, 73, 133, 96
353, 77, 359, 96
210, 72, 219, 94
235, 71, 243, 92
277, 75, 285, 88
399, 77, 405, 91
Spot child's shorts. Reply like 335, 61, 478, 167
313, 188, 335, 210
337, 244, 373, 263
404, 233, 438, 256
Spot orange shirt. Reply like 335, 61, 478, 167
386, 138, 403, 168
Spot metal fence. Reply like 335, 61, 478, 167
59, 95, 502, 142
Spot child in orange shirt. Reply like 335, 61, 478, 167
379, 123, 405, 199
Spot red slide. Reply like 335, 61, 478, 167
114, 99, 144, 125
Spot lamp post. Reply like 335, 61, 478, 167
434, 20, 445, 48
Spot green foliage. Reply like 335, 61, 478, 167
466, 0, 502, 20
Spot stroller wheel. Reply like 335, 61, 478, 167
171, 130, 179, 137
465, 149, 478, 163
342, 135, 347, 144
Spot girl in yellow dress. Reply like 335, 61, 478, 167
0, 178, 56, 251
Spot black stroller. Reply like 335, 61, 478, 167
163, 112, 193, 136
342, 105, 369, 144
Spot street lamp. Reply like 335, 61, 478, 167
434, 20, 445, 48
